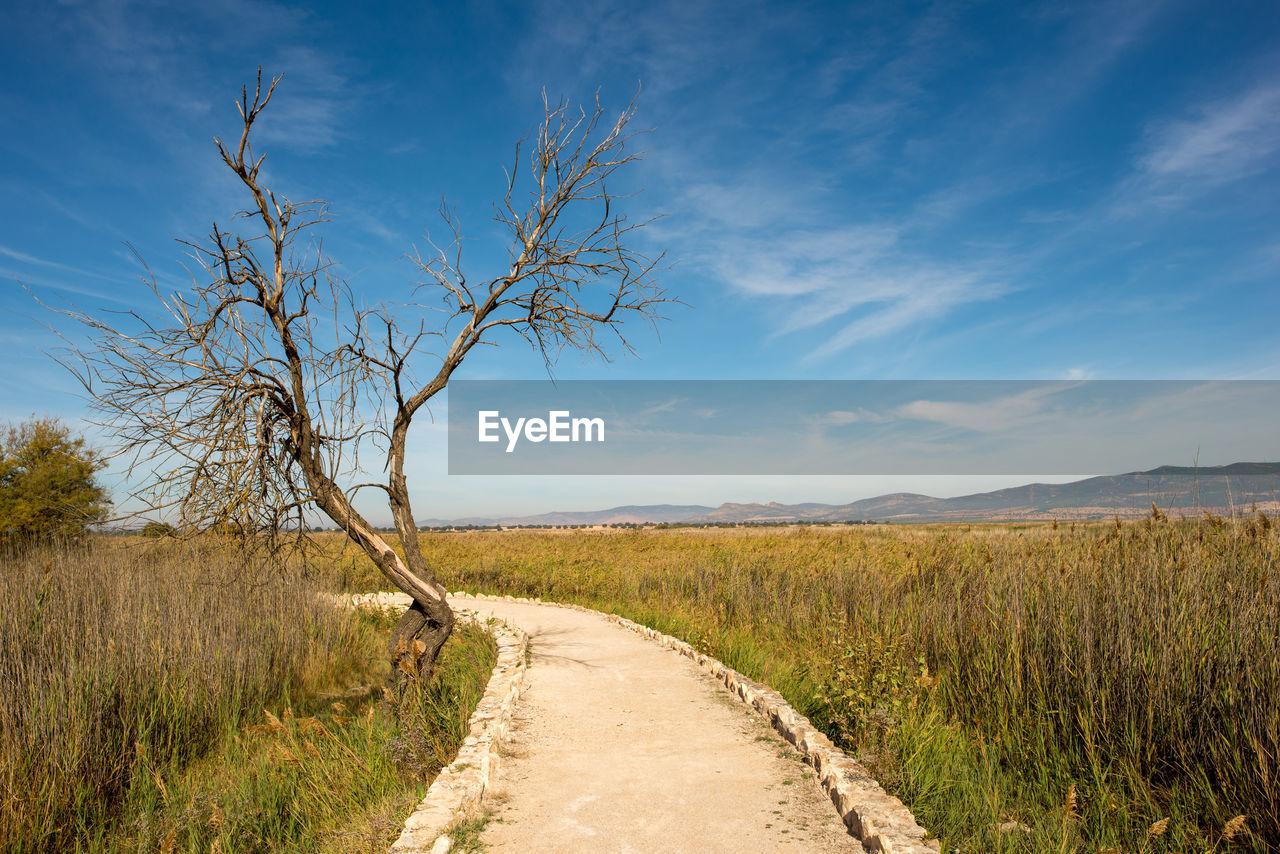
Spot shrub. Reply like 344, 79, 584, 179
0, 417, 108, 548
139, 520, 176, 538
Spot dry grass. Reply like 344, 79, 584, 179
317, 515, 1278, 852
0, 538, 495, 853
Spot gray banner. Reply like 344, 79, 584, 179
446, 380, 1280, 475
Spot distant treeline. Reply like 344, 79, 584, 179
416, 519, 881, 532
104, 518, 885, 536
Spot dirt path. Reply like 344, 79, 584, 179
453, 596, 861, 853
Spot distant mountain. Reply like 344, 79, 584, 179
416, 503, 714, 528
417, 463, 1280, 527
766, 464, 1280, 523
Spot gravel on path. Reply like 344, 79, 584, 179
454, 597, 862, 854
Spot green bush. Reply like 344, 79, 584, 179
0, 417, 108, 547
139, 520, 176, 538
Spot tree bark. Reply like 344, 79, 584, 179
387, 597, 454, 683
308, 470, 453, 687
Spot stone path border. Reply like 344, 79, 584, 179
349, 591, 939, 854
604, 612, 939, 854
344, 593, 528, 854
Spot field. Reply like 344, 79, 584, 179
318, 514, 1278, 853
0, 540, 495, 854
4, 515, 1274, 853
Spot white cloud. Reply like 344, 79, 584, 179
895, 384, 1073, 433
0, 244, 125, 281
812, 408, 889, 427
1115, 76, 1280, 213
694, 215, 1007, 360
1141, 81, 1280, 182
803, 271, 1002, 361
0, 267, 137, 308
254, 45, 352, 152
711, 225, 900, 299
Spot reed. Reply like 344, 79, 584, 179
0, 539, 495, 853
316, 516, 1277, 852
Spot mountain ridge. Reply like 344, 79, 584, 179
419, 462, 1280, 527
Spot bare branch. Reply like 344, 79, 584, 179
52, 74, 672, 685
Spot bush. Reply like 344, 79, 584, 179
139, 520, 176, 538
0, 417, 108, 547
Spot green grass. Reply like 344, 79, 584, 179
0, 540, 496, 853
444, 811, 496, 853
315, 515, 1278, 853
114, 617, 496, 854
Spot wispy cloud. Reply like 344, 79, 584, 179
504, 1, 1066, 366
340, 208, 404, 246
1141, 81, 1280, 181
45, 1, 350, 154
993, 1, 1164, 135
34, 192, 131, 240
254, 45, 352, 152
895, 383, 1074, 433
388, 140, 421, 155
0, 245, 133, 284
803, 272, 1004, 362
818, 3, 961, 158
0, 267, 139, 307
505, 0, 770, 104
688, 208, 1008, 361
809, 408, 891, 428
1118, 76, 1280, 211
710, 225, 899, 300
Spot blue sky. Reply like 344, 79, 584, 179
2, 1, 1279, 520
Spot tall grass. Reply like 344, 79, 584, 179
113, 612, 496, 854
0, 539, 496, 853
320, 516, 1278, 852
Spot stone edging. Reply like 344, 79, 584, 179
343, 593, 528, 854
458, 592, 940, 854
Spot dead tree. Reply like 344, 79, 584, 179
57, 71, 667, 683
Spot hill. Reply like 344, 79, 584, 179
419, 463, 1280, 526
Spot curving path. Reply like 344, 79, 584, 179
452, 596, 861, 853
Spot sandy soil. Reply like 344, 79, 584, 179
453, 597, 862, 853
